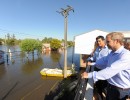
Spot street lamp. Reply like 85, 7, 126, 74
57, 5, 74, 78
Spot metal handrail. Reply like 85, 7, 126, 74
74, 66, 92, 100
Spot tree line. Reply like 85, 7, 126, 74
0, 33, 74, 52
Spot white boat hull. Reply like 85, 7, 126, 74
40, 68, 77, 77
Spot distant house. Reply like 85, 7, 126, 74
42, 43, 51, 52
0, 50, 4, 64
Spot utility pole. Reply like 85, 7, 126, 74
57, 5, 74, 78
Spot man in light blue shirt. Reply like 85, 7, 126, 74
87, 35, 110, 99
87, 35, 110, 68
82, 32, 130, 100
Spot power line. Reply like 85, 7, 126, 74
0, 28, 45, 39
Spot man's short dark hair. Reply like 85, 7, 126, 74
96, 35, 105, 41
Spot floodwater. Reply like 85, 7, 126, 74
0, 46, 80, 100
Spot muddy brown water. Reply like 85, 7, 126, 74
0, 46, 80, 100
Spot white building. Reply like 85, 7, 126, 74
75, 30, 130, 55
42, 43, 51, 51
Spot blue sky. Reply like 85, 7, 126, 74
0, 0, 130, 41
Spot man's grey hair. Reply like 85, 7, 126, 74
107, 32, 124, 44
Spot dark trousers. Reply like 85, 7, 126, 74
106, 84, 130, 100
94, 67, 108, 99
94, 80, 108, 99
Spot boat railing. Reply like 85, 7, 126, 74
74, 66, 94, 100
83, 66, 94, 100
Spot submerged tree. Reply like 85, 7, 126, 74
20, 39, 42, 58
50, 39, 61, 51
0, 38, 4, 45
6, 33, 16, 46
42, 37, 52, 43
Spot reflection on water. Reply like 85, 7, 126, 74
0, 64, 6, 79
50, 51, 61, 62
22, 58, 43, 74
22, 57, 43, 74
0, 45, 80, 76
0, 45, 80, 100
41, 76, 63, 80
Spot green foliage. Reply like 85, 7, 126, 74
67, 41, 74, 47
0, 38, 3, 41
6, 33, 16, 46
34, 40, 42, 52
6, 38, 16, 45
0, 38, 4, 45
42, 37, 52, 43
15, 39, 21, 45
50, 39, 61, 50
20, 39, 42, 53
2, 33, 74, 48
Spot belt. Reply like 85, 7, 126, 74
108, 84, 130, 90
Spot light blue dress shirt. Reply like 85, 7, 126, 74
87, 45, 110, 66
88, 46, 130, 88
